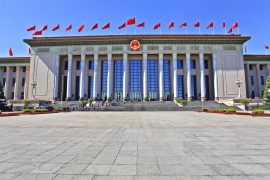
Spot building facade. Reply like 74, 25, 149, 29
0, 34, 269, 102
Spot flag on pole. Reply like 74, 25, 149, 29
127, 18, 136, 25
27, 25, 36, 32
179, 22, 187, 28
137, 22, 145, 27
118, 23, 126, 29
222, 22, 226, 28
228, 28, 233, 33
168, 22, 174, 29
28, 48, 31, 56
265, 44, 269, 50
102, 23, 110, 30
52, 24, 60, 31
206, 22, 214, 29
153, 22, 161, 30
91, 23, 98, 31
66, 24, 72, 32
9, 48, 13, 56
232, 22, 238, 29
41, 25, 48, 31
78, 24, 85, 32
33, 30, 43, 36
194, 22, 200, 27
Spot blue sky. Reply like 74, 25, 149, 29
0, 0, 269, 56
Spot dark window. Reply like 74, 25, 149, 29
12, 78, 16, 86
177, 60, 183, 69
190, 60, 196, 69
76, 61, 81, 70
261, 76, 265, 85
3, 67, 6, 72
89, 61, 94, 70
205, 75, 209, 100
21, 92, 24, 100
259, 65, 263, 70
163, 60, 171, 99
250, 76, 254, 85
114, 60, 123, 93
251, 91, 255, 99
101, 60, 108, 99
22, 67, 26, 72
64, 61, 68, 70
129, 60, 142, 100
21, 78, 25, 86
11, 92, 14, 99
63, 76, 67, 99
204, 60, 208, 69
249, 65, 253, 70
147, 60, 158, 100
191, 75, 197, 99
177, 75, 184, 98
88, 76, 93, 98
2, 78, 6, 86
75, 76, 80, 100
13, 67, 16, 72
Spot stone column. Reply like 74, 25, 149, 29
173, 52, 178, 99
256, 64, 261, 98
93, 53, 99, 98
159, 52, 164, 100
199, 52, 205, 100
213, 53, 219, 101
107, 53, 112, 99
186, 53, 192, 100
53, 54, 60, 99
24, 66, 30, 99
79, 53, 86, 99
14, 66, 21, 100
143, 52, 148, 100
4, 66, 10, 100
123, 53, 128, 99
66, 54, 73, 99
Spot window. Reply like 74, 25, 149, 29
12, 78, 16, 86
129, 60, 142, 100
190, 60, 196, 69
191, 75, 197, 99
2, 78, 6, 86
22, 67, 26, 72
251, 91, 255, 99
163, 60, 171, 98
21, 78, 25, 86
89, 61, 94, 70
114, 60, 123, 93
75, 76, 80, 100
13, 67, 16, 72
21, 92, 24, 100
3, 67, 6, 72
177, 60, 183, 69
260, 76, 265, 85
11, 92, 14, 99
250, 76, 254, 85
177, 75, 184, 98
88, 76, 93, 98
259, 65, 263, 70
249, 65, 253, 70
76, 61, 81, 70
204, 60, 208, 69
147, 60, 158, 100
64, 61, 68, 70
101, 60, 108, 99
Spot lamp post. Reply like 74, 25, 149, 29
31, 80, 37, 99
235, 80, 242, 99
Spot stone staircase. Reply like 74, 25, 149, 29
102, 101, 238, 111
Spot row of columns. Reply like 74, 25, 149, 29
54, 52, 219, 101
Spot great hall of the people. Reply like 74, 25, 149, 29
0, 34, 270, 102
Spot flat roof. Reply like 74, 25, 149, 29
0, 57, 30, 65
24, 34, 251, 47
244, 54, 270, 62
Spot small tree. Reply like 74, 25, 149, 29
23, 99, 31, 109
263, 76, 270, 105
240, 98, 250, 111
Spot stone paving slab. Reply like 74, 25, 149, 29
0, 111, 270, 179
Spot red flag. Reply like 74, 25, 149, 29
28, 48, 31, 56
9, 48, 13, 57
66, 24, 72, 32
194, 22, 200, 27
102, 23, 110, 30
52, 24, 60, 31
232, 22, 238, 29
127, 18, 136, 25
153, 22, 161, 30
118, 23, 126, 29
179, 22, 187, 28
41, 25, 48, 31
78, 24, 85, 32
27, 25, 36, 32
91, 23, 98, 31
206, 22, 214, 29
265, 44, 269, 50
168, 22, 174, 29
33, 30, 43, 36
222, 22, 226, 28
228, 28, 233, 33
137, 22, 145, 27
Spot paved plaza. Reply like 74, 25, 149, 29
0, 111, 270, 179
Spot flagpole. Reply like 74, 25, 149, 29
199, 27, 201, 34
266, 49, 268, 55
238, 28, 240, 34
225, 27, 227, 35
185, 27, 187, 34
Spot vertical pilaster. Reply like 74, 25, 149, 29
123, 53, 128, 99
53, 54, 60, 99
14, 66, 20, 100
107, 52, 112, 98
79, 53, 86, 99
173, 52, 177, 99
199, 52, 205, 100
143, 52, 148, 100
256, 64, 261, 98
159, 52, 164, 100
24, 66, 30, 99
93, 53, 99, 98
66, 54, 73, 99
213, 53, 219, 101
4, 66, 10, 100
186, 53, 192, 100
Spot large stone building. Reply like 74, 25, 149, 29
0, 34, 270, 102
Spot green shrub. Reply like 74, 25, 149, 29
240, 98, 250, 106
22, 109, 31, 113
175, 98, 187, 106
252, 108, 264, 115
33, 109, 48, 112
214, 108, 236, 113
225, 108, 236, 113
23, 99, 31, 108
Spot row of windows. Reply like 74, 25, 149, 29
163, 60, 171, 93
1, 78, 25, 87
2, 67, 26, 73
114, 60, 123, 92
250, 76, 265, 86
249, 64, 266, 71
177, 60, 209, 70
64, 61, 95, 70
